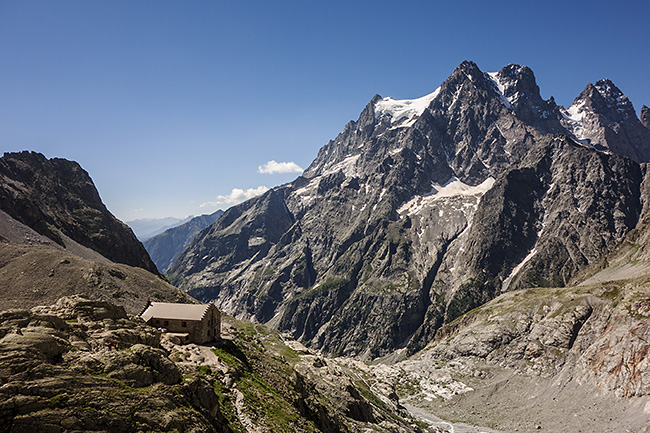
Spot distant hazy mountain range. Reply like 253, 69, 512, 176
125, 216, 194, 240
143, 210, 224, 273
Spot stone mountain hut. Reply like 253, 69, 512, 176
140, 302, 220, 344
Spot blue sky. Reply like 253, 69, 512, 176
1, 0, 649, 221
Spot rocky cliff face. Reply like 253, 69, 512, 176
0, 151, 158, 273
415, 136, 643, 344
169, 62, 650, 359
425, 280, 650, 397
641, 105, 650, 130
144, 210, 223, 273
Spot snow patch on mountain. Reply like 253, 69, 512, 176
292, 178, 319, 207
398, 177, 495, 216
291, 154, 361, 206
430, 176, 495, 199
293, 182, 316, 198
486, 72, 514, 109
501, 248, 537, 291
375, 88, 441, 129
323, 154, 360, 177
560, 101, 589, 144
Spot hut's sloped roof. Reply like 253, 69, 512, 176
140, 302, 213, 322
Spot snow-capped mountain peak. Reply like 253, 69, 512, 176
593, 79, 634, 117
486, 64, 545, 108
594, 79, 627, 103
170, 61, 650, 363
557, 77, 650, 160
483, 64, 562, 131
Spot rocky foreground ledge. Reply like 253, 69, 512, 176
4, 288, 647, 433
0, 296, 433, 433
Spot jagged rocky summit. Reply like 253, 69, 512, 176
169, 61, 650, 360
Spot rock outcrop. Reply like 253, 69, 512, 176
0, 297, 213, 433
641, 105, 650, 129
0, 296, 428, 433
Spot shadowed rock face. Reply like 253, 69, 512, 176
0, 151, 158, 273
169, 62, 650, 359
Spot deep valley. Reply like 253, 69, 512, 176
2, 61, 650, 432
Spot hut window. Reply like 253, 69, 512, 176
164, 320, 169, 326
181, 321, 187, 327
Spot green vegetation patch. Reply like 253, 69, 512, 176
601, 283, 623, 304
296, 276, 349, 300
197, 365, 212, 376
394, 377, 420, 398
213, 380, 247, 433
237, 371, 318, 432
212, 346, 246, 370
214, 321, 321, 432
354, 380, 386, 410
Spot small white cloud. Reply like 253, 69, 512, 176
200, 186, 269, 208
258, 160, 303, 175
